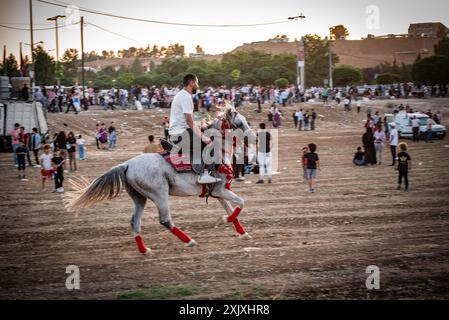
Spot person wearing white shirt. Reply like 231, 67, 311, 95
295, 109, 304, 131
77, 135, 86, 160
388, 123, 399, 166
411, 116, 420, 142
374, 127, 386, 165
169, 74, 220, 184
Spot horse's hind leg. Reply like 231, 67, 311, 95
128, 186, 150, 254
217, 198, 252, 240
133, 185, 197, 247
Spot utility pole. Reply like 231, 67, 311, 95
328, 35, 333, 90
80, 16, 85, 99
288, 14, 306, 91
29, 0, 35, 96
47, 15, 66, 87
297, 37, 306, 90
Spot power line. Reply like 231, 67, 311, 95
0, 22, 52, 26
0, 21, 79, 31
0, 24, 55, 31
37, 0, 292, 27
86, 22, 143, 44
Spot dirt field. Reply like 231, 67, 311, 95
1, 98, 449, 299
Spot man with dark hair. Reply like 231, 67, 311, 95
30, 127, 42, 167
304, 143, 320, 193
11, 123, 21, 166
169, 74, 220, 184
144, 135, 160, 153
256, 122, 272, 184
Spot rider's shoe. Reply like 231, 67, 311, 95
198, 172, 221, 184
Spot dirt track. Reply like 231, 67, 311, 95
1, 98, 449, 299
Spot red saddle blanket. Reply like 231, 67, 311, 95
159, 151, 234, 191
160, 151, 192, 172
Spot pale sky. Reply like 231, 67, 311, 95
1, 0, 449, 60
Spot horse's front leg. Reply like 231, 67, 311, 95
217, 196, 252, 240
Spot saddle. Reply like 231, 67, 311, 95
159, 139, 192, 172
158, 139, 234, 195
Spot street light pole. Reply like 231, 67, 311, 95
328, 34, 333, 90
47, 15, 66, 87
80, 16, 85, 99
29, 0, 35, 95
288, 14, 306, 91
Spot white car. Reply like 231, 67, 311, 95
385, 112, 446, 140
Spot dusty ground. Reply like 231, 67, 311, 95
1, 98, 449, 299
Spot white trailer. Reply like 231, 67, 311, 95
0, 100, 49, 151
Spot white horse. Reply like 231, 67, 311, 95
67, 107, 256, 254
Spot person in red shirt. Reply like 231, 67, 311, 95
19, 126, 33, 167
301, 146, 309, 183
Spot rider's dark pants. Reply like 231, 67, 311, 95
171, 128, 207, 175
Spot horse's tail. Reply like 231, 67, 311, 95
66, 163, 128, 212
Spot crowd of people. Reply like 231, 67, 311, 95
94, 122, 118, 151
31, 83, 306, 114
350, 102, 446, 191
12, 75, 447, 195
10, 121, 90, 192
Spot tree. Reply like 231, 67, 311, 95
130, 58, 144, 77
101, 50, 115, 59
412, 55, 449, 85
333, 66, 362, 86
151, 45, 160, 57
116, 72, 134, 89
165, 43, 185, 57
304, 34, 339, 87
434, 37, 449, 57
330, 25, 349, 40
376, 73, 400, 85
61, 48, 79, 80
195, 45, 205, 54
4, 54, 20, 77
274, 78, 289, 89
230, 69, 241, 81
399, 63, 412, 83
85, 50, 103, 62
33, 46, 56, 85
273, 35, 288, 40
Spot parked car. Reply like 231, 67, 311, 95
385, 112, 446, 140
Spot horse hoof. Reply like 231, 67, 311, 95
138, 247, 151, 255
240, 232, 252, 240
214, 215, 226, 227
187, 239, 197, 247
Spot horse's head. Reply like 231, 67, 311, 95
221, 104, 257, 143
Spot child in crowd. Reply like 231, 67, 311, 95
16, 141, 27, 180
77, 135, 86, 160
51, 148, 65, 193
397, 142, 412, 191
39, 144, 53, 190
353, 147, 365, 166
301, 146, 309, 183
304, 143, 320, 193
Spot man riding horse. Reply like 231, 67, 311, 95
168, 74, 221, 184
67, 75, 256, 254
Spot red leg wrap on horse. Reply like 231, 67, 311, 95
233, 219, 246, 235
134, 235, 148, 253
171, 227, 191, 243
227, 207, 241, 223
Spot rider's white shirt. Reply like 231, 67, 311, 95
169, 89, 193, 135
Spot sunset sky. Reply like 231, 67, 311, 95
1, 0, 448, 59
